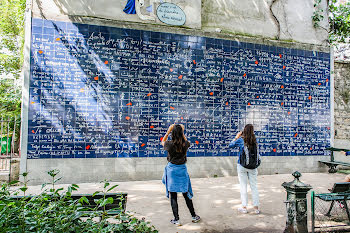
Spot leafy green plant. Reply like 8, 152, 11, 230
0, 78, 21, 153
0, 0, 26, 78
313, 0, 350, 44
0, 170, 158, 233
0, 0, 25, 153
340, 89, 350, 105
312, 0, 324, 28
328, 0, 350, 43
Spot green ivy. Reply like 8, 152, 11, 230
312, 0, 324, 28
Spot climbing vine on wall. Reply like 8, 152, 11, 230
312, 0, 324, 28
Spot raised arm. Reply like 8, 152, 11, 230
229, 131, 243, 148
161, 124, 175, 146
180, 124, 187, 141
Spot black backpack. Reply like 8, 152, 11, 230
239, 143, 261, 169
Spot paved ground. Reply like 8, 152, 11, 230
19, 172, 345, 233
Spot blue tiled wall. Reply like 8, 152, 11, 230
28, 18, 331, 159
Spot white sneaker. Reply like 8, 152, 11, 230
254, 209, 260, 214
170, 219, 181, 226
238, 207, 248, 214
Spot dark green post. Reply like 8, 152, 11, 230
282, 171, 312, 233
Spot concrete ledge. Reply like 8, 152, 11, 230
0, 172, 9, 183
26, 156, 330, 185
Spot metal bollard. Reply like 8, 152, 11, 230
282, 171, 312, 233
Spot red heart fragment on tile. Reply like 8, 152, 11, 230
86, 145, 91, 150
273, 148, 276, 152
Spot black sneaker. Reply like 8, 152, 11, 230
170, 219, 181, 226
192, 215, 201, 223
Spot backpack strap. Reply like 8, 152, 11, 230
256, 145, 260, 166
243, 145, 250, 166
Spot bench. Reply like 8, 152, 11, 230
320, 182, 350, 220
319, 147, 350, 173
71, 192, 127, 217
311, 183, 350, 232
11, 192, 127, 220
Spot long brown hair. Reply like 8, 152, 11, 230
171, 124, 186, 153
242, 124, 256, 148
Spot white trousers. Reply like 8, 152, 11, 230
237, 164, 259, 207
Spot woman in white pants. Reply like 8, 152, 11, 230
229, 124, 260, 214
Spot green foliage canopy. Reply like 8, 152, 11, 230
313, 0, 350, 44
0, 0, 26, 77
329, 0, 350, 43
0, 0, 25, 123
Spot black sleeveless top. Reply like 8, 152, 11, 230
164, 141, 190, 165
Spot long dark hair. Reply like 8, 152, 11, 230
242, 124, 256, 148
171, 124, 186, 153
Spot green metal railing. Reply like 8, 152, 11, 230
0, 117, 19, 176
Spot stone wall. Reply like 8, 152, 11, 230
20, 0, 332, 184
202, 0, 329, 45
334, 61, 350, 161
32, 0, 329, 45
